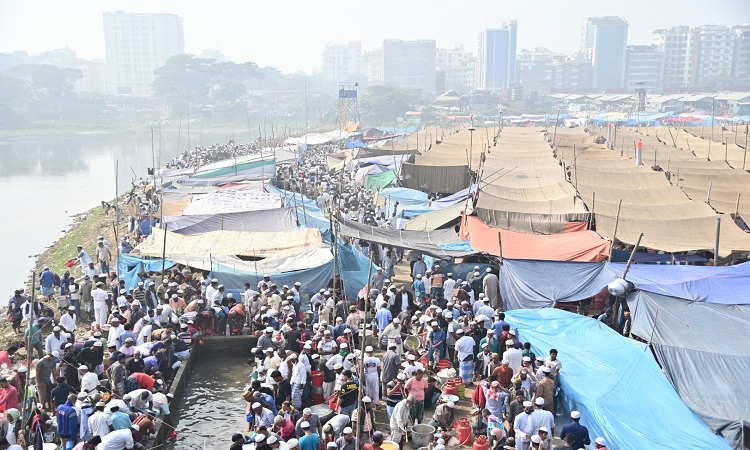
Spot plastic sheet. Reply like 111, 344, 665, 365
504, 308, 731, 450
627, 291, 750, 449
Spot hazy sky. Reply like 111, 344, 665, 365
1, 0, 747, 73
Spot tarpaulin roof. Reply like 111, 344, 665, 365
181, 189, 282, 215
364, 170, 397, 192
403, 202, 472, 231
162, 208, 297, 235
609, 261, 750, 304
132, 227, 323, 258
459, 214, 609, 262
627, 291, 750, 449
499, 259, 612, 310
505, 308, 732, 450
170, 246, 334, 274
554, 127, 750, 256
210, 241, 375, 305
337, 218, 475, 258
116, 254, 176, 292
265, 185, 330, 235
401, 162, 471, 194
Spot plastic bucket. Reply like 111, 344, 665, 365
311, 370, 324, 387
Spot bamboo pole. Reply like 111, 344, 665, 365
608, 200, 623, 261
355, 248, 376, 450
621, 232, 644, 279
714, 217, 721, 266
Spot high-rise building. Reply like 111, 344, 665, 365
733, 23, 750, 83
625, 45, 665, 92
435, 43, 475, 93
368, 40, 436, 92
689, 24, 736, 87
103, 11, 184, 96
322, 42, 366, 82
582, 16, 628, 90
477, 21, 517, 91
516, 47, 561, 95
653, 25, 692, 89
552, 52, 592, 92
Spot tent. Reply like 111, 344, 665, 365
460, 214, 610, 262
400, 162, 471, 194
337, 218, 475, 258
364, 170, 397, 192
505, 308, 731, 450
497, 259, 750, 310
265, 185, 330, 235
132, 227, 323, 258
609, 261, 750, 304
403, 202, 472, 231
627, 291, 750, 449
162, 208, 297, 234
499, 259, 612, 310
116, 254, 175, 291
181, 190, 282, 215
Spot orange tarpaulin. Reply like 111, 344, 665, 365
460, 214, 609, 262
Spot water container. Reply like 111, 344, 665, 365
437, 359, 452, 369
455, 418, 472, 445
474, 435, 489, 450
311, 370, 324, 387
328, 394, 339, 411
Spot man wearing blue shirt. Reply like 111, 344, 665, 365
298, 420, 320, 450
39, 267, 56, 298
560, 411, 591, 450
56, 393, 79, 449
492, 313, 508, 339
427, 322, 446, 370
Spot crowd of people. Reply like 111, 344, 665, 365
1, 138, 617, 450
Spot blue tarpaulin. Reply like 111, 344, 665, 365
608, 262, 750, 304
505, 308, 731, 450
610, 249, 707, 264
265, 185, 330, 237
345, 140, 365, 148
498, 259, 750, 309
117, 254, 175, 291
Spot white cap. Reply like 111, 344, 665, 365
539, 427, 549, 434
522, 401, 533, 407
287, 439, 299, 448
446, 401, 455, 408
407, 354, 416, 361
431, 321, 438, 326
251, 402, 261, 409
393, 318, 400, 324
396, 373, 406, 380
456, 329, 464, 334
255, 435, 266, 443
506, 340, 514, 346
340, 343, 348, 349
542, 366, 551, 373
300, 421, 310, 429
361, 396, 372, 403
535, 397, 545, 406
531, 435, 542, 444
501, 359, 509, 364
509, 329, 516, 336
595, 437, 607, 446
267, 436, 279, 444
265, 327, 274, 333
365, 346, 374, 352
571, 411, 581, 419
53, 326, 60, 332
486, 267, 492, 273
343, 427, 353, 434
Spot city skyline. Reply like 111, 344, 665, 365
0, 0, 746, 74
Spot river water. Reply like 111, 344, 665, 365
0, 130, 236, 301
167, 355, 249, 449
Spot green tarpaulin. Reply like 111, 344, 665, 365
364, 170, 397, 192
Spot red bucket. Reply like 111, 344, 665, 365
437, 359, 451, 369
311, 370, 323, 387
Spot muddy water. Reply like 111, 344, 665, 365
167, 355, 250, 450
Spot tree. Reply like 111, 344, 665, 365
360, 85, 421, 124
8, 64, 83, 119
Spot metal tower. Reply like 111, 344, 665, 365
337, 82, 360, 131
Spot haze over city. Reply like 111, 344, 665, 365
1, 0, 747, 73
